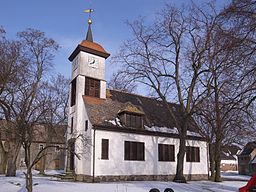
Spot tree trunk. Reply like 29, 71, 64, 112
214, 140, 222, 182
209, 144, 215, 181
0, 143, 7, 174
5, 141, 21, 176
213, 71, 222, 182
26, 168, 33, 192
173, 120, 187, 183
39, 155, 46, 175
6, 158, 16, 176
0, 155, 7, 174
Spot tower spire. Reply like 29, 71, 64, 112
84, 9, 94, 42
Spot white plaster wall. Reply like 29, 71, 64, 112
93, 130, 208, 176
79, 52, 106, 80
71, 54, 80, 79
66, 73, 93, 175
74, 75, 93, 175
184, 140, 208, 175
221, 160, 237, 164
100, 81, 107, 99
67, 49, 107, 175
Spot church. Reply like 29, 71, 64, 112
65, 15, 209, 182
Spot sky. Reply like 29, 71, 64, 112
0, 0, 230, 82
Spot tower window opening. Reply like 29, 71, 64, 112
85, 77, 100, 98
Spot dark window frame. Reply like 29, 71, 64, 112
85, 120, 88, 131
85, 77, 100, 98
158, 144, 175, 162
101, 139, 109, 160
71, 78, 76, 106
124, 141, 145, 161
186, 146, 200, 162
70, 117, 74, 134
120, 113, 143, 129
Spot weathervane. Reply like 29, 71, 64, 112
84, 9, 94, 25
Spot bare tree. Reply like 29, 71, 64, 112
111, 2, 223, 182
108, 70, 137, 93
0, 28, 59, 192
194, 0, 256, 181
0, 27, 30, 176
37, 74, 69, 175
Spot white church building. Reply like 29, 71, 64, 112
65, 17, 209, 182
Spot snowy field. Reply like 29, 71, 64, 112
0, 170, 249, 192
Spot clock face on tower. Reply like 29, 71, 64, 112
88, 56, 99, 68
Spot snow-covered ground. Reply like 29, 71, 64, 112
221, 171, 251, 181
0, 170, 249, 192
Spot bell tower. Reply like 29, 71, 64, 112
69, 9, 110, 101
66, 9, 110, 173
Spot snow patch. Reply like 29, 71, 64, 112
105, 118, 122, 127
145, 126, 202, 137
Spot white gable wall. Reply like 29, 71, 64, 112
93, 130, 208, 176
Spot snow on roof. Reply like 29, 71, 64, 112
145, 126, 202, 137
105, 118, 122, 127
104, 119, 202, 137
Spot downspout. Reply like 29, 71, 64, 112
92, 128, 96, 183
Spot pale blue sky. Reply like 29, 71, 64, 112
0, 0, 230, 81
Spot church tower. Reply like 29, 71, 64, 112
66, 10, 110, 173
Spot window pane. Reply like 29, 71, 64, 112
158, 144, 175, 161
186, 146, 200, 162
124, 141, 144, 161
126, 114, 131, 127
70, 117, 74, 134
101, 139, 109, 160
71, 78, 76, 106
124, 114, 143, 128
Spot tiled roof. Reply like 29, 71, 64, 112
80, 40, 109, 55
239, 141, 256, 156
221, 145, 241, 160
69, 40, 110, 61
83, 89, 200, 135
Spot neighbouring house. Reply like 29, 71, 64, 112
220, 145, 241, 172
65, 18, 209, 182
0, 121, 67, 172
238, 141, 256, 175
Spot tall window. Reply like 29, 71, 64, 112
85, 77, 100, 98
71, 78, 76, 106
158, 144, 175, 162
124, 141, 145, 161
101, 139, 109, 160
70, 117, 73, 134
85, 120, 88, 131
186, 146, 200, 162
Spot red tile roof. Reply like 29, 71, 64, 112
80, 40, 109, 55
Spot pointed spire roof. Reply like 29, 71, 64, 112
68, 9, 110, 61
86, 24, 93, 42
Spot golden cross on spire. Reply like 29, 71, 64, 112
84, 9, 94, 24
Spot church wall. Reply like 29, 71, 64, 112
79, 52, 106, 81
66, 72, 93, 175
93, 130, 208, 177
74, 75, 93, 176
